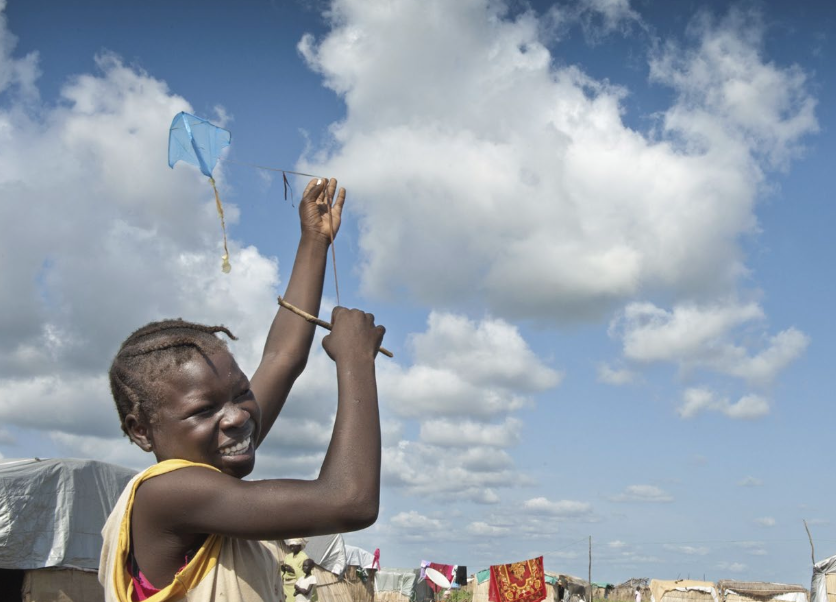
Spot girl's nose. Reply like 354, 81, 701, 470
220, 401, 249, 429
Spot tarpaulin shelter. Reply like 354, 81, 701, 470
811, 555, 836, 602
0, 458, 137, 602
376, 568, 421, 602
650, 580, 720, 602
717, 581, 808, 602
303, 535, 377, 602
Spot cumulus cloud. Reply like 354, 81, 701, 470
755, 517, 776, 528
419, 418, 522, 448
380, 312, 561, 420
611, 300, 808, 387
0, 11, 351, 479
649, 5, 818, 170
298, 0, 816, 324
678, 388, 770, 420
522, 497, 593, 517
737, 476, 763, 487
0, 45, 298, 456
382, 439, 514, 503
374, 312, 559, 501
609, 484, 674, 503
467, 521, 512, 537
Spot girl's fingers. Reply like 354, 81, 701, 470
302, 177, 324, 199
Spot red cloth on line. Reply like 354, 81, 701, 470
488, 556, 546, 602
427, 563, 455, 592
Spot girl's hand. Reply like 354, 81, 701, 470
299, 178, 345, 244
322, 307, 386, 363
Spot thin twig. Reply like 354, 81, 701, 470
277, 296, 393, 358
804, 519, 816, 565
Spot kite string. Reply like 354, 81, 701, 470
220, 157, 343, 305
209, 177, 231, 273
325, 187, 340, 307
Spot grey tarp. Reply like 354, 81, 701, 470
812, 554, 836, 602
345, 544, 377, 569
376, 568, 418, 597
0, 458, 136, 570
306, 533, 347, 574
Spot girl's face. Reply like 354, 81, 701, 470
143, 348, 261, 479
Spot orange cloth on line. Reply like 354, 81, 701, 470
488, 556, 546, 602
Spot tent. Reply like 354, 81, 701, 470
376, 568, 420, 602
303, 537, 376, 602
717, 581, 808, 602
650, 580, 720, 602
0, 458, 137, 602
812, 555, 836, 602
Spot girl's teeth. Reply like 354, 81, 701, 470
221, 436, 250, 456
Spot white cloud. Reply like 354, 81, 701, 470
0, 41, 298, 456
755, 517, 776, 528
298, 0, 816, 323
663, 544, 710, 556
735, 541, 768, 556
717, 561, 747, 573
419, 418, 522, 448
467, 521, 511, 537
609, 484, 674, 503
597, 363, 637, 385
374, 312, 558, 501
737, 476, 763, 487
649, 5, 818, 170
608, 540, 627, 549
522, 497, 594, 517
611, 300, 808, 387
678, 388, 770, 420
382, 439, 516, 503
390, 510, 444, 531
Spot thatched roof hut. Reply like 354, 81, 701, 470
718, 581, 808, 602
312, 564, 375, 602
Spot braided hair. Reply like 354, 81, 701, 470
109, 319, 238, 439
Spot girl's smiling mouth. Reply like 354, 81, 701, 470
219, 434, 253, 457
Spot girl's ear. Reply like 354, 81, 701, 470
125, 414, 154, 452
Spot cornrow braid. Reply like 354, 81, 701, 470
109, 319, 237, 439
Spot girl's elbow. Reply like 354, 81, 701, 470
342, 492, 380, 530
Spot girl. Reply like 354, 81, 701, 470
99, 178, 385, 602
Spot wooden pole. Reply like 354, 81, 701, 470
805, 519, 816, 565
589, 536, 592, 602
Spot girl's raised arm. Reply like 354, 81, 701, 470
250, 178, 345, 446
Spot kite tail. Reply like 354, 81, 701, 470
209, 177, 231, 273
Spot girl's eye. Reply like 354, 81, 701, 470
193, 405, 215, 417
235, 388, 253, 401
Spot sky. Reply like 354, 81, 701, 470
0, 0, 834, 587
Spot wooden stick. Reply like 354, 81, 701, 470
804, 519, 816, 565
277, 296, 393, 358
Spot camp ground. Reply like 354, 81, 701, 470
0, 457, 819, 602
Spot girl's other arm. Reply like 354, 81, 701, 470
250, 178, 345, 446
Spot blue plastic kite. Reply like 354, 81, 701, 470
168, 112, 233, 273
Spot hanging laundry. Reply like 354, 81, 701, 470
488, 556, 546, 602
427, 562, 455, 592
456, 566, 468, 586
